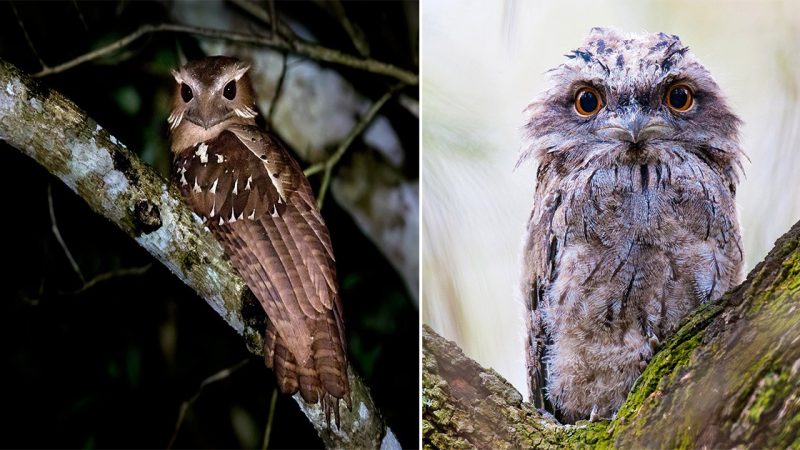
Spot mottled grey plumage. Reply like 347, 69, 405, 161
520, 28, 745, 423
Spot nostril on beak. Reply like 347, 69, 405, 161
627, 115, 649, 144
598, 127, 636, 143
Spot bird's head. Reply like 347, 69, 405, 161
168, 56, 258, 132
521, 27, 743, 175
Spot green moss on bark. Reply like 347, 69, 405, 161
424, 221, 800, 449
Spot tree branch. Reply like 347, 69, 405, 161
424, 219, 800, 448
31, 23, 417, 85
305, 83, 402, 209
0, 59, 398, 449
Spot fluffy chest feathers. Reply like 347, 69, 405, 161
538, 155, 741, 334
525, 154, 743, 423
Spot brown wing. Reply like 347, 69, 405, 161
173, 125, 349, 411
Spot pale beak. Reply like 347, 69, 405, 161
597, 112, 669, 144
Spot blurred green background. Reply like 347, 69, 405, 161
423, 0, 800, 395
0, 1, 418, 448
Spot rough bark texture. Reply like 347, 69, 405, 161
0, 59, 397, 450
423, 219, 800, 449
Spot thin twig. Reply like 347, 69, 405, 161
10, 2, 47, 70
268, 0, 277, 39
261, 388, 279, 450
306, 83, 403, 209
48, 184, 84, 284
32, 23, 417, 85
167, 358, 250, 449
227, 0, 294, 40
267, 52, 288, 130
326, 0, 370, 57
62, 264, 152, 295
71, 0, 89, 32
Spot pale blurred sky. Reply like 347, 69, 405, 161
422, 0, 800, 394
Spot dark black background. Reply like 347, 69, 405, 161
0, 1, 418, 448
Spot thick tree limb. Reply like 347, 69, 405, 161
424, 219, 800, 448
0, 59, 397, 449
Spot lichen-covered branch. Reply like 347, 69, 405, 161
424, 219, 800, 448
0, 59, 397, 450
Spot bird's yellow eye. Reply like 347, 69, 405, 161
666, 84, 693, 112
575, 87, 603, 117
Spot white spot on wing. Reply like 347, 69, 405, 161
232, 179, 238, 195
271, 204, 279, 218
210, 178, 218, 194
179, 167, 187, 185
248, 209, 255, 220
245, 175, 252, 190
193, 177, 201, 193
229, 208, 237, 223
196, 143, 209, 164
216, 154, 224, 163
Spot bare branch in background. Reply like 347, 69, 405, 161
305, 83, 403, 208
0, 59, 398, 449
48, 184, 85, 284
261, 388, 279, 450
323, 0, 371, 57
267, 51, 288, 130
62, 264, 152, 295
10, 2, 47, 70
168, 358, 250, 449
226, 0, 294, 41
31, 23, 417, 85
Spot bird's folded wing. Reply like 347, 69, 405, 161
172, 128, 347, 395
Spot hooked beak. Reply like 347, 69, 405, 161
185, 101, 227, 130
597, 113, 669, 145
187, 112, 224, 130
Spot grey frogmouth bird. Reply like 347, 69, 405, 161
520, 28, 745, 423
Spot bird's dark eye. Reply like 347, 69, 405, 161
574, 87, 603, 117
223, 80, 237, 100
180, 83, 193, 103
666, 84, 693, 112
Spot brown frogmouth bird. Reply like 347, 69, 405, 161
167, 56, 349, 422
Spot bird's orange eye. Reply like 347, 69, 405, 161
575, 87, 603, 117
666, 84, 693, 112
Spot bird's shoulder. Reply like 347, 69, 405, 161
172, 126, 301, 224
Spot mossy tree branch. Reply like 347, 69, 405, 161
424, 219, 800, 448
0, 59, 398, 450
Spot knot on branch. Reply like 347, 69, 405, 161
133, 199, 162, 235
